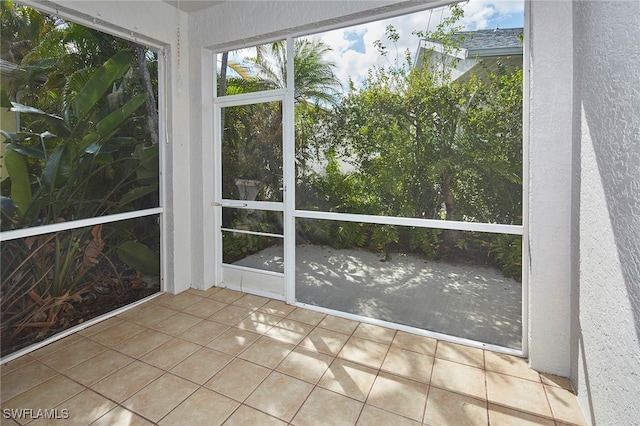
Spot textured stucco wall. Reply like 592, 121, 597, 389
572, 1, 640, 424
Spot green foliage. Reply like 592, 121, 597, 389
3, 146, 32, 216
1, 225, 100, 342
222, 232, 274, 263
1, 5, 161, 357
117, 241, 160, 276
1, 51, 155, 230
294, 6, 522, 278
333, 222, 369, 249
213, 7, 522, 278
241, 39, 343, 106
486, 234, 522, 280
370, 224, 399, 255
409, 228, 443, 260
1, 52, 159, 352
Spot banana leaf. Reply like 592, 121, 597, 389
133, 144, 159, 183
96, 93, 147, 137
9, 102, 70, 136
71, 50, 134, 122
119, 184, 159, 207
4, 145, 33, 216
117, 241, 160, 276
10, 102, 63, 120
78, 93, 147, 154
42, 145, 72, 188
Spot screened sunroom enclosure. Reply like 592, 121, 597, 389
213, 29, 525, 353
0, 14, 165, 359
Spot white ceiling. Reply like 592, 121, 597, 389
161, 0, 224, 13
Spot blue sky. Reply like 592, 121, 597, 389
312, 0, 524, 88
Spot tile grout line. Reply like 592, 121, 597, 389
4, 290, 583, 425
352, 327, 397, 426
265, 311, 358, 424
90, 296, 244, 424
85, 299, 233, 423
422, 339, 440, 425
484, 346, 492, 426
541, 378, 559, 425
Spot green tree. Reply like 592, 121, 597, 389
219, 39, 342, 201
248, 39, 342, 106
298, 5, 522, 271
321, 60, 522, 222
0, 1, 55, 63
1, 2, 159, 145
1, 5, 164, 356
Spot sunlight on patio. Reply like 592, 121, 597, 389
235, 244, 522, 349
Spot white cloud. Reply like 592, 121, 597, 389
462, 0, 524, 30
462, 1, 496, 30
313, 8, 444, 87
221, 1, 523, 87
313, 1, 523, 90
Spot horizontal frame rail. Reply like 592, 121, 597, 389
294, 210, 523, 235
221, 228, 284, 239
221, 263, 285, 277
214, 89, 287, 106
0, 207, 163, 242
217, 200, 284, 211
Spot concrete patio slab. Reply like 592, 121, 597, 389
235, 244, 522, 349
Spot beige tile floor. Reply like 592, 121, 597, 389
1, 288, 587, 425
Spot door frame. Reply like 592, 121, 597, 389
213, 40, 295, 300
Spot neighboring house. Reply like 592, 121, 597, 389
416, 27, 523, 81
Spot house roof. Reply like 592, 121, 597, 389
415, 27, 523, 80
419, 27, 524, 61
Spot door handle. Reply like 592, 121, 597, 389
213, 202, 248, 208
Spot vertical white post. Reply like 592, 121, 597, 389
528, 0, 574, 375
212, 51, 223, 287
521, 0, 531, 357
284, 37, 296, 304
201, 47, 217, 289
158, 47, 168, 293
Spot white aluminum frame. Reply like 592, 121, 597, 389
211, 6, 528, 356
0, 208, 164, 242
521, 0, 532, 357
294, 210, 523, 235
213, 65, 290, 294
284, 37, 297, 304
